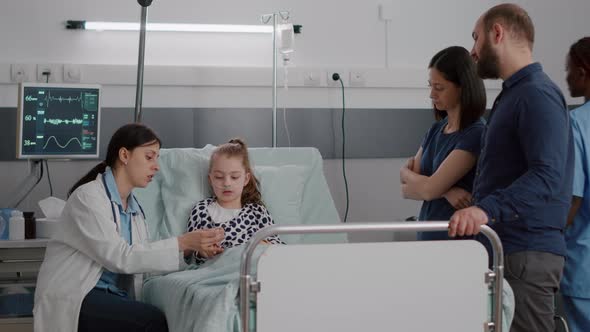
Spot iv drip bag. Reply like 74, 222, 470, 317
278, 23, 294, 65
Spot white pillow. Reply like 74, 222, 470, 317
137, 149, 212, 239
254, 165, 308, 243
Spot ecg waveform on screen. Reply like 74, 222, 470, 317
43, 118, 84, 125
25, 90, 97, 111
42, 136, 83, 150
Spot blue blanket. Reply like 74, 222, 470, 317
143, 246, 261, 332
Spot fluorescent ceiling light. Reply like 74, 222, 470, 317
73, 21, 272, 33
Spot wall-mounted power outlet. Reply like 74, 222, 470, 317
327, 71, 346, 87
36, 64, 62, 83
303, 70, 322, 87
10, 64, 29, 82
349, 71, 367, 87
63, 64, 81, 83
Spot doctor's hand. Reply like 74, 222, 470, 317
178, 228, 225, 254
448, 206, 488, 237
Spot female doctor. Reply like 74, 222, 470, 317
33, 123, 225, 332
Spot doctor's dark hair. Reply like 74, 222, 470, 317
429, 46, 486, 130
68, 123, 162, 197
209, 138, 263, 206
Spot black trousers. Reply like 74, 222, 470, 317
505, 251, 564, 332
78, 288, 168, 332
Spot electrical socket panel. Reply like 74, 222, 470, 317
36, 64, 62, 83
10, 64, 29, 83
63, 64, 81, 83
327, 71, 346, 87
303, 70, 322, 87
349, 71, 367, 87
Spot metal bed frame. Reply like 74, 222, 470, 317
240, 221, 504, 332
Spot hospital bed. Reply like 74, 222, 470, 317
241, 222, 506, 332
134, 146, 514, 332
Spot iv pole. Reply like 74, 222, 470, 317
261, 11, 290, 147
134, 0, 153, 123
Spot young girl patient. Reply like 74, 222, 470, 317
186, 138, 284, 264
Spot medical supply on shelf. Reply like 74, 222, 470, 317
23, 212, 36, 239
9, 211, 25, 241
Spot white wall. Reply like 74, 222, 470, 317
0, 0, 587, 97
0, 0, 588, 229
1, 0, 587, 107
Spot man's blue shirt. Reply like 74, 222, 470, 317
473, 63, 574, 256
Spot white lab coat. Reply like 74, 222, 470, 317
33, 173, 183, 332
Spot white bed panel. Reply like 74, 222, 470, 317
256, 241, 489, 332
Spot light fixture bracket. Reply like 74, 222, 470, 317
65, 20, 85, 30
137, 0, 153, 7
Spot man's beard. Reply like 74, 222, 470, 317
477, 38, 501, 79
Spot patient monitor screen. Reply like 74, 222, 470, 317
17, 83, 101, 159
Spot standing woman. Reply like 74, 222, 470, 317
561, 36, 590, 332
33, 123, 224, 332
400, 46, 486, 240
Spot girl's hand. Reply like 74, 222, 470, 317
198, 244, 224, 258
443, 187, 472, 210
178, 228, 225, 253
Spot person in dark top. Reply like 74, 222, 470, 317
448, 4, 574, 332
400, 46, 486, 240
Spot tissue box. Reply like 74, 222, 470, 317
36, 218, 59, 239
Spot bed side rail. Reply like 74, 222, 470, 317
239, 221, 504, 332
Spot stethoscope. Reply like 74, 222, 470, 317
101, 175, 145, 225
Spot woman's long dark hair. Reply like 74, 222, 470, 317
429, 46, 487, 130
68, 123, 161, 197
209, 138, 263, 206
